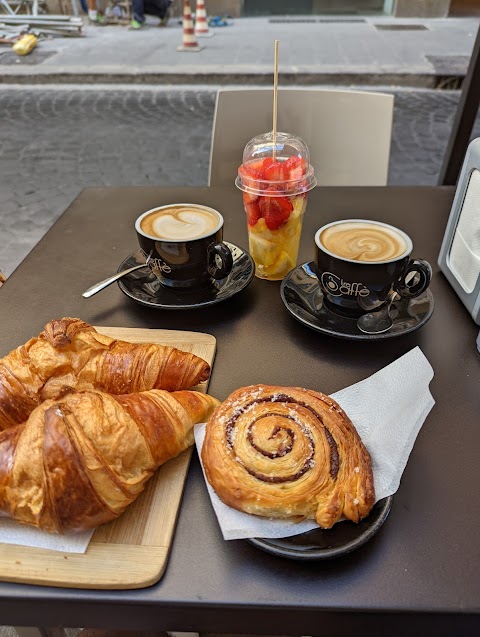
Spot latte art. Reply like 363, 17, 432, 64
320, 222, 408, 262
140, 206, 219, 241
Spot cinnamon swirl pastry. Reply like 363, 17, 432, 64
202, 385, 375, 529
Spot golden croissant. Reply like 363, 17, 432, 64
0, 317, 210, 431
0, 389, 220, 533
202, 385, 375, 529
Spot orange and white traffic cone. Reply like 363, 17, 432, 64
194, 0, 213, 38
177, 0, 204, 52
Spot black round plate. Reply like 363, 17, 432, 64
280, 262, 434, 341
117, 243, 254, 310
248, 496, 393, 560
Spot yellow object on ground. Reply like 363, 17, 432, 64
12, 34, 38, 56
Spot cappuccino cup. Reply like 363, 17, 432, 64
135, 203, 233, 289
313, 219, 432, 317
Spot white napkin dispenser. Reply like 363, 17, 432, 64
438, 138, 480, 325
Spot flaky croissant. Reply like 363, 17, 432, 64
202, 385, 375, 529
0, 388, 220, 533
0, 317, 210, 431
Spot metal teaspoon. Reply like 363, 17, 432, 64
356, 292, 399, 335
82, 256, 151, 298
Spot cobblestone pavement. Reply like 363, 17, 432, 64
0, 88, 214, 277
1, 86, 479, 277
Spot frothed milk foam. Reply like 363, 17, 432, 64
140, 205, 219, 241
319, 221, 408, 262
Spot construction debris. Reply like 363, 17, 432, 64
0, 17, 83, 35
0, 0, 84, 36
11, 31, 36, 53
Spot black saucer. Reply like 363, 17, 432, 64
248, 496, 393, 560
280, 262, 434, 341
117, 243, 254, 310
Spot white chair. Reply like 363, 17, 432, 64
208, 88, 394, 187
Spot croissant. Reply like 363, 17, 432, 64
0, 317, 210, 431
202, 385, 375, 529
0, 388, 220, 533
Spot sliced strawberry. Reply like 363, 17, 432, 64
243, 191, 258, 204
262, 156, 275, 174
284, 156, 307, 180
263, 200, 292, 230
287, 177, 310, 195
298, 178, 309, 193
239, 164, 262, 180
238, 163, 263, 190
245, 200, 262, 226
248, 159, 265, 173
258, 190, 293, 230
264, 160, 288, 182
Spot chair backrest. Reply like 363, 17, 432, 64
208, 88, 394, 187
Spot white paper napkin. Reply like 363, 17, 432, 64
194, 346, 435, 541
0, 517, 94, 553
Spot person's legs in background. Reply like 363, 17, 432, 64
87, 0, 98, 21
87, 0, 106, 22
157, 0, 172, 26
130, 0, 145, 28
130, 0, 171, 28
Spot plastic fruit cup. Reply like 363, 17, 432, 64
235, 131, 316, 281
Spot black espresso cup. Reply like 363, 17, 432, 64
135, 203, 233, 289
313, 219, 432, 317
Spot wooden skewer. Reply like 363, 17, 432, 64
272, 39, 279, 161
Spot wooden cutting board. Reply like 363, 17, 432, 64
0, 327, 216, 590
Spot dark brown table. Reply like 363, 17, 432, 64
0, 186, 479, 636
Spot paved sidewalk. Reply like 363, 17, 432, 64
0, 15, 479, 84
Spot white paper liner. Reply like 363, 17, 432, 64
0, 517, 94, 553
194, 346, 435, 541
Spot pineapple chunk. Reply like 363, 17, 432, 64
249, 232, 279, 267
263, 250, 296, 278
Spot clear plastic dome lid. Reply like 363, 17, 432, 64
235, 130, 317, 197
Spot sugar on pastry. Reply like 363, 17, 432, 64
0, 388, 220, 533
0, 317, 211, 431
201, 384, 375, 529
